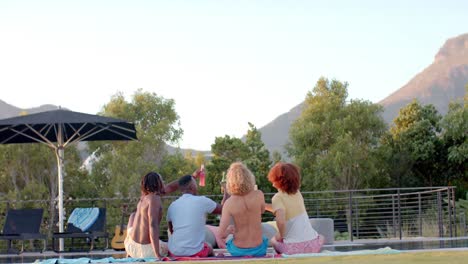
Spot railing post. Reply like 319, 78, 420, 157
397, 189, 402, 240
348, 191, 353, 242
316, 199, 319, 218
418, 193, 422, 236
452, 187, 457, 236
355, 198, 359, 239
437, 191, 443, 237
392, 195, 396, 238
461, 213, 467, 236
447, 188, 453, 237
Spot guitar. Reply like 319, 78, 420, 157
111, 204, 128, 251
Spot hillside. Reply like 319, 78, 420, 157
256, 33, 468, 155
0, 100, 59, 119
380, 33, 468, 122
253, 102, 303, 155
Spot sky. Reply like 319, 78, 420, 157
0, 0, 467, 151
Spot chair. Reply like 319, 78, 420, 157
52, 207, 109, 252
309, 218, 334, 245
0, 208, 47, 254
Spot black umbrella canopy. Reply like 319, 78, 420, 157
0, 109, 137, 145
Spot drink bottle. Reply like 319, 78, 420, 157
199, 164, 205, 186
220, 171, 226, 193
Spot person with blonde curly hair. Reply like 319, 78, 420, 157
218, 162, 268, 257
266, 162, 324, 254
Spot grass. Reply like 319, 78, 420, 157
164, 250, 468, 264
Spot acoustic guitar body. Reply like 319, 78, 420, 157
111, 224, 127, 250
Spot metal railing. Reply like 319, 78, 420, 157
298, 186, 461, 241
0, 186, 464, 251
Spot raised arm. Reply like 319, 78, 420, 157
163, 179, 180, 195
212, 186, 231, 214
163, 169, 204, 194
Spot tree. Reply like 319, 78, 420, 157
206, 136, 248, 194
89, 89, 183, 198
271, 151, 283, 164
288, 77, 387, 190
440, 87, 467, 195
388, 100, 444, 186
159, 151, 197, 186
244, 123, 272, 192
377, 133, 415, 187
206, 124, 273, 193
194, 152, 206, 168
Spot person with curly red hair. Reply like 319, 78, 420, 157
266, 162, 324, 255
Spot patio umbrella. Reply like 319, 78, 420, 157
0, 108, 137, 250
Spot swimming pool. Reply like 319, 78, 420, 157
328, 237, 468, 251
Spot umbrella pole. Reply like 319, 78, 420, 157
57, 147, 65, 251
57, 124, 65, 252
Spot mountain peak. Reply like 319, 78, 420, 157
434, 33, 468, 63
379, 32, 468, 122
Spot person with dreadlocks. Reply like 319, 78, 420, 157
124, 170, 202, 259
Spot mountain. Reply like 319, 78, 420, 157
380, 33, 468, 122
0, 100, 59, 119
251, 102, 303, 155
256, 33, 468, 155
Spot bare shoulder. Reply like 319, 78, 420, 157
146, 193, 162, 205
252, 190, 265, 205
221, 196, 235, 213
223, 195, 234, 206
253, 190, 265, 198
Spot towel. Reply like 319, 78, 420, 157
282, 246, 400, 257
34, 257, 157, 263
34, 255, 279, 263
67, 208, 100, 232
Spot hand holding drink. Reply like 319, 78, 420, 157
220, 171, 226, 193
199, 164, 205, 187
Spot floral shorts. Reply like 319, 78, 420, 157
274, 235, 324, 255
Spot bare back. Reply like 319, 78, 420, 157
220, 190, 265, 248
130, 193, 163, 245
